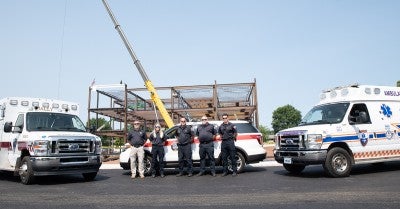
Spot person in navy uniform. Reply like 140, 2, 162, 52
127, 119, 147, 179
149, 123, 166, 178
218, 113, 238, 176
175, 117, 194, 177
196, 116, 217, 176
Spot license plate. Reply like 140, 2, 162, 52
284, 157, 292, 164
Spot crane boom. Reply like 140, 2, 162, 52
102, 0, 174, 128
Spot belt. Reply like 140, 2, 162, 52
200, 141, 212, 144
132, 144, 143, 148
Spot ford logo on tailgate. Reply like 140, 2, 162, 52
69, 144, 80, 150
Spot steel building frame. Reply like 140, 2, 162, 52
87, 80, 259, 140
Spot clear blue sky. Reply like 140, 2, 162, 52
2, 0, 400, 128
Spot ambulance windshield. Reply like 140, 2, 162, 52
299, 102, 350, 126
26, 112, 87, 132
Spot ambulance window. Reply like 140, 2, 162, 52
14, 114, 24, 132
348, 103, 371, 124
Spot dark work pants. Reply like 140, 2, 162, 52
178, 144, 193, 174
199, 143, 215, 173
151, 145, 165, 175
221, 140, 237, 173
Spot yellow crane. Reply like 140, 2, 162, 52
102, 0, 174, 128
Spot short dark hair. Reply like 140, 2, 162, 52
222, 113, 228, 117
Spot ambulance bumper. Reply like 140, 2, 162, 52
274, 149, 327, 165
30, 155, 102, 176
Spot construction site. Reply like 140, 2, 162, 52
87, 80, 259, 141
87, 1, 260, 141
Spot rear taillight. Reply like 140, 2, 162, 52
255, 134, 263, 145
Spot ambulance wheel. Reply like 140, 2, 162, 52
283, 164, 305, 174
324, 147, 352, 177
228, 152, 245, 173
19, 156, 35, 185
144, 155, 152, 176
82, 172, 97, 181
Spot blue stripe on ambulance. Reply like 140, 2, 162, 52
324, 135, 358, 142
323, 132, 400, 142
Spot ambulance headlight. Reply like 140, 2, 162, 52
94, 137, 102, 155
305, 134, 322, 149
274, 135, 281, 149
33, 140, 50, 156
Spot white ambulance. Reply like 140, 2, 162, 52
0, 97, 102, 184
120, 120, 266, 175
274, 84, 400, 177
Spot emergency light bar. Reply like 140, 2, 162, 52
7, 99, 78, 112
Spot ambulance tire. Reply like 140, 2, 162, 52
19, 156, 35, 185
283, 164, 306, 175
144, 155, 152, 176
324, 147, 352, 177
228, 152, 245, 173
82, 172, 97, 181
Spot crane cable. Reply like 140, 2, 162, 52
57, 0, 68, 99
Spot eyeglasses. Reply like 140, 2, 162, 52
155, 126, 160, 128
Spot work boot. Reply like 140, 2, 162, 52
197, 172, 204, 176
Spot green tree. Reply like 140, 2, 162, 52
397, 80, 400, 87
89, 117, 112, 146
271, 105, 302, 134
258, 125, 274, 143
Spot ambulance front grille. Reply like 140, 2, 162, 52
279, 135, 304, 149
52, 139, 94, 155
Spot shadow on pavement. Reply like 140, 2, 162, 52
273, 161, 400, 178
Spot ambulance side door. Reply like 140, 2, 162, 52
8, 114, 24, 167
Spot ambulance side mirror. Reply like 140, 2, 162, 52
348, 116, 356, 125
356, 111, 368, 123
4, 122, 13, 133
89, 125, 96, 134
